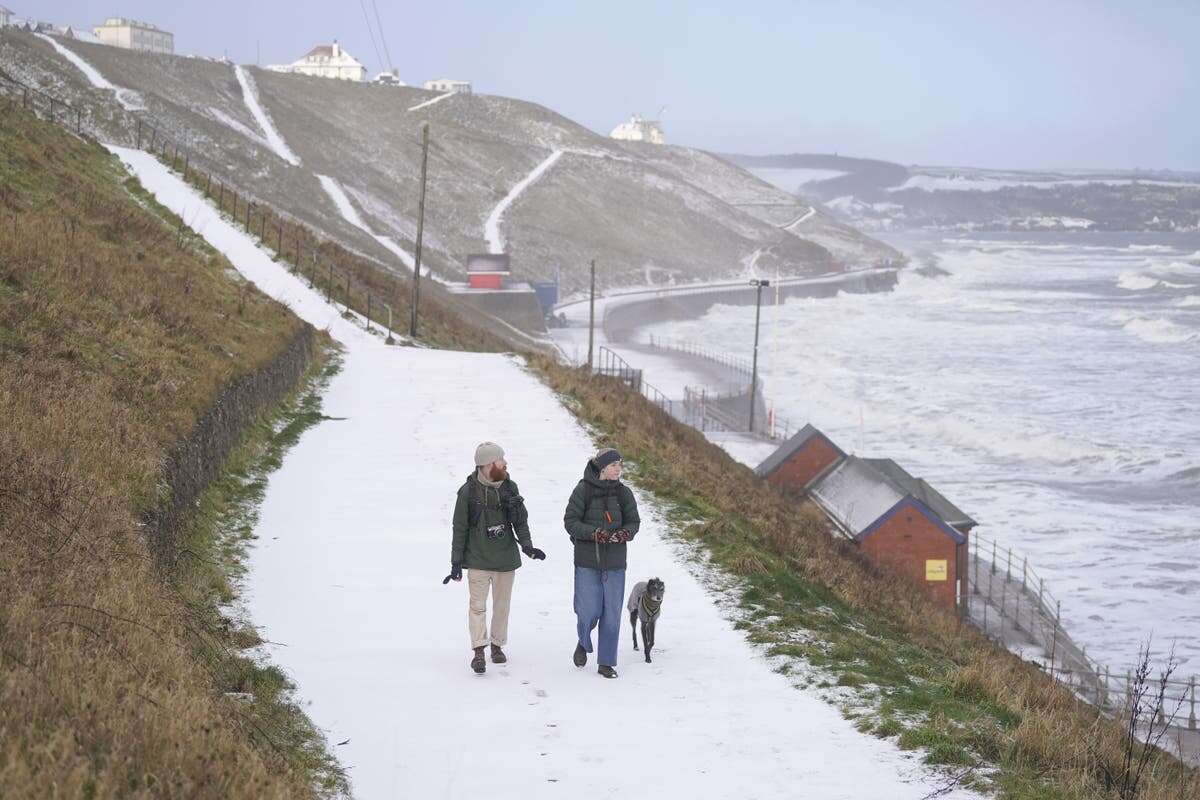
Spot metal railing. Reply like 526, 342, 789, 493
970, 533, 1197, 732
594, 347, 678, 418
647, 334, 754, 379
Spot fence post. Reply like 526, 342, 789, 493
344, 275, 351, 313
991, 540, 997, 575
327, 263, 334, 299
1022, 557, 1028, 590
1102, 666, 1111, 709
172, 143, 179, 171
136, 119, 143, 149
1190, 676, 1196, 731
246, 200, 252, 230
260, 209, 267, 240
1049, 600, 1061, 669
183, 151, 189, 180
76, 105, 82, 134
366, 293, 372, 331
973, 537, 979, 594
205, 172, 212, 197
278, 222, 284, 255
218, 181, 225, 212
1006, 547, 1012, 581
1039, 577, 1045, 610
385, 304, 394, 344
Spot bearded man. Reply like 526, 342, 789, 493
445, 442, 546, 674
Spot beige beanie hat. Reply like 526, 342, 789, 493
474, 441, 505, 467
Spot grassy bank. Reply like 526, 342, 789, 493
0, 106, 330, 796
532, 357, 1198, 800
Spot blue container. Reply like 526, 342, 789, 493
532, 281, 559, 314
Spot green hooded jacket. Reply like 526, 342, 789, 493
451, 472, 533, 572
562, 460, 640, 570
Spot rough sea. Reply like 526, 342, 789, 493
645, 231, 1200, 674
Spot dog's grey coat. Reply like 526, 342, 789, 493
626, 581, 663, 621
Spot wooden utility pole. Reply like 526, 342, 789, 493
587, 259, 596, 370
410, 123, 429, 338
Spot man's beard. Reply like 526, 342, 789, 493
489, 464, 508, 482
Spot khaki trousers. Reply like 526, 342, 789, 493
467, 569, 515, 649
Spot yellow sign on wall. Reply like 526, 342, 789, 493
925, 560, 948, 582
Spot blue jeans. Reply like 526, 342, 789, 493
574, 566, 626, 667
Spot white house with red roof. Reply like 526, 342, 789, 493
270, 40, 365, 82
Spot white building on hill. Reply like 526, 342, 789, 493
269, 41, 366, 82
610, 114, 665, 145
0, 7, 13, 27
423, 79, 471, 94
93, 17, 174, 54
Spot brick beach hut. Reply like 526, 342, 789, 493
754, 423, 846, 489
755, 426, 976, 611
809, 456, 973, 609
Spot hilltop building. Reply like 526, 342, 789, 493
423, 79, 471, 94
374, 69, 406, 86
92, 17, 174, 54
610, 114, 665, 145
756, 424, 976, 611
0, 7, 13, 27
269, 41, 366, 82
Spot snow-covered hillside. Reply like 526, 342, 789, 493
5, 31, 904, 291
110, 146, 978, 800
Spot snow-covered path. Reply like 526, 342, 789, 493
783, 205, 817, 232
484, 150, 564, 253
35, 33, 145, 111
111, 146, 977, 800
408, 92, 454, 112
233, 65, 301, 166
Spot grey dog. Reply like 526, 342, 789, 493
627, 578, 665, 663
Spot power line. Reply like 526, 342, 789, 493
358, 0, 385, 73
371, 0, 394, 72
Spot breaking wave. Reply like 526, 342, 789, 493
1116, 271, 1159, 291
1122, 316, 1200, 344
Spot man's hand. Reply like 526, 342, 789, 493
610, 529, 632, 544
442, 562, 463, 584
523, 546, 546, 561
594, 529, 612, 544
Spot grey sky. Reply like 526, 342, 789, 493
25, 0, 1200, 170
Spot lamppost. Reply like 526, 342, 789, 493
748, 279, 770, 434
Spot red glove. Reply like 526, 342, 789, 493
594, 529, 612, 543
611, 529, 631, 544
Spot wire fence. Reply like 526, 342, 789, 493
970, 533, 1197, 732
0, 59, 420, 345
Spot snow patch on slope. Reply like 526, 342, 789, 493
407, 92, 453, 112
233, 65, 301, 166
316, 174, 427, 275
484, 149, 564, 253
206, 106, 269, 149
36, 34, 145, 111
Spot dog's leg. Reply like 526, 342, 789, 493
642, 620, 652, 663
630, 609, 639, 650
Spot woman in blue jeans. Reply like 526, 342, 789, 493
563, 448, 640, 678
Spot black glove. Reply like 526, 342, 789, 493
523, 546, 546, 561
442, 562, 463, 584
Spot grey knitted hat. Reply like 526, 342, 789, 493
592, 447, 622, 471
474, 441, 505, 467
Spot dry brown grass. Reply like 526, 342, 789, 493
0, 107, 323, 796
533, 359, 1199, 799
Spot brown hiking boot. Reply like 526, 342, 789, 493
471, 646, 486, 674
490, 644, 507, 664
